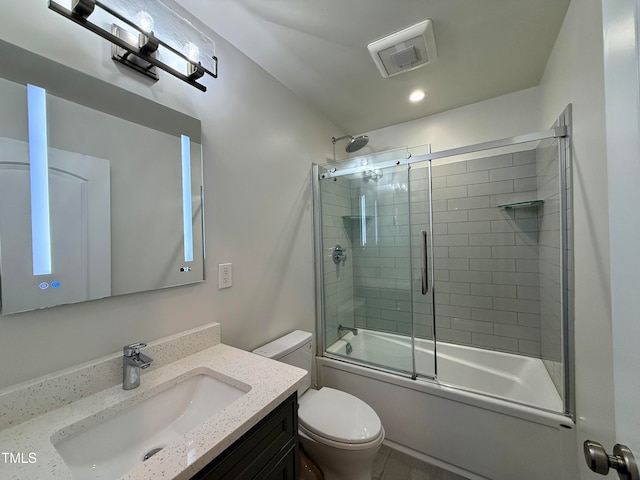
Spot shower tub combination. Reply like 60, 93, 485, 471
313, 114, 576, 480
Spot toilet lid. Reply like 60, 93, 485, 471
298, 387, 382, 444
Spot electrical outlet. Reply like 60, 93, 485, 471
218, 263, 232, 289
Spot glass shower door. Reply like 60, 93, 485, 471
408, 161, 437, 379
317, 149, 435, 377
405, 118, 573, 414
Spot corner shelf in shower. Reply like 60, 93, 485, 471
497, 200, 544, 209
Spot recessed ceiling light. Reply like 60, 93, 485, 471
409, 89, 426, 103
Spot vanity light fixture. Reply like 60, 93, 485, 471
48, 0, 217, 92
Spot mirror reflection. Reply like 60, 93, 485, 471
0, 41, 204, 315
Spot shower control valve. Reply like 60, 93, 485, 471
332, 244, 347, 264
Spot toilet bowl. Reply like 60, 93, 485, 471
298, 387, 384, 480
253, 330, 384, 480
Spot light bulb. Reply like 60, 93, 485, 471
409, 89, 426, 103
184, 42, 200, 63
137, 11, 154, 33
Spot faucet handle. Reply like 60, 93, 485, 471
123, 342, 147, 357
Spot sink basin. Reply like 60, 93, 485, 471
53, 372, 248, 480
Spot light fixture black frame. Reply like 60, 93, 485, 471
48, 0, 218, 92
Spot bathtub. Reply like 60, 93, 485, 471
318, 328, 577, 480
326, 329, 562, 412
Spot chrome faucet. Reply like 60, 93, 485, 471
122, 342, 153, 390
338, 324, 358, 336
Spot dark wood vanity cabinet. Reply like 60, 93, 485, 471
191, 392, 298, 480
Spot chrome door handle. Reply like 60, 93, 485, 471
584, 440, 639, 480
421, 230, 428, 295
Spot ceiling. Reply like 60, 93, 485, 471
175, 0, 571, 134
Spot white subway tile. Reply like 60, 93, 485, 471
493, 297, 541, 314
451, 318, 494, 334
433, 210, 469, 223
448, 196, 491, 210
470, 283, 517, 298
448, 221, 491, 234
489, 164, 536, 182
450, 270, 493, 284
469, 233, 515, 246
432, 162, 467, 177
466, 154, 513, 172
468, 207, 511, 221
446, 170, 490, 187
513, 150, 536, 165
517, 286, 540, 300
518, 313, 541, 328
472, 308, 518, 324
434, 258, 470, 270
491, 219, 538, 233
432, 185, 469, 200
492, 245, 538, 259
448, 246, 492, 258
436, 281, 471, 295
494, 323, 541, 340
468, 180, 514, 197
518, 340, 541, 356
470, 258, 516, 272
492, 271, 540, 286
471, 333, 518, 351
433, 234, 470, 246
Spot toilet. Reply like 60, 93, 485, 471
253, 330, 384, 480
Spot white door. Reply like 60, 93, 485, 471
0, 138, 111, 314
593, 0, 640, 477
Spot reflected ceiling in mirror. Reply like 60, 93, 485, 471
0, 39, 204, 314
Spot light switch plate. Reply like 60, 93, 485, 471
218, 263, 232, 289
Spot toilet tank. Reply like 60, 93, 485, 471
252, 330, 312, 394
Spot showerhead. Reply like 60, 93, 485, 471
332, 134, 370, 153
346, 135, 369, 152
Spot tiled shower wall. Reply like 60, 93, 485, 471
320, 176, 354, 346
349, 167, 413, 336
410, 151, 544, 355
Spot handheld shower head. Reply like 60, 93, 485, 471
332, 134, 370, 153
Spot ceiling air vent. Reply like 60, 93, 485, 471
367, 19, 437, 78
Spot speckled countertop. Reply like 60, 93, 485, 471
0, 340, 307, 480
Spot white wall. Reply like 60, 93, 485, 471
538, 0, 616, 477
357, 0, 615, 476
602, 0, 640, 458
0, 1, 340, 389
360, 86, 542, 154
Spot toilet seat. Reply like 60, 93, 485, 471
299, 423, 385, 451
298, 387, 383, 449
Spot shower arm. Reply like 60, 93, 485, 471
331, 134, 369, 159
332, 135, 353, 144
332, 135, 352, 162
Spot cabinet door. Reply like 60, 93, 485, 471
262, 442, 297, 480
191, 393, 298, 480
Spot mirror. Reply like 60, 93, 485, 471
0, 39, 204, 314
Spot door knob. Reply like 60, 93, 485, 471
584, 440, 639, 480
